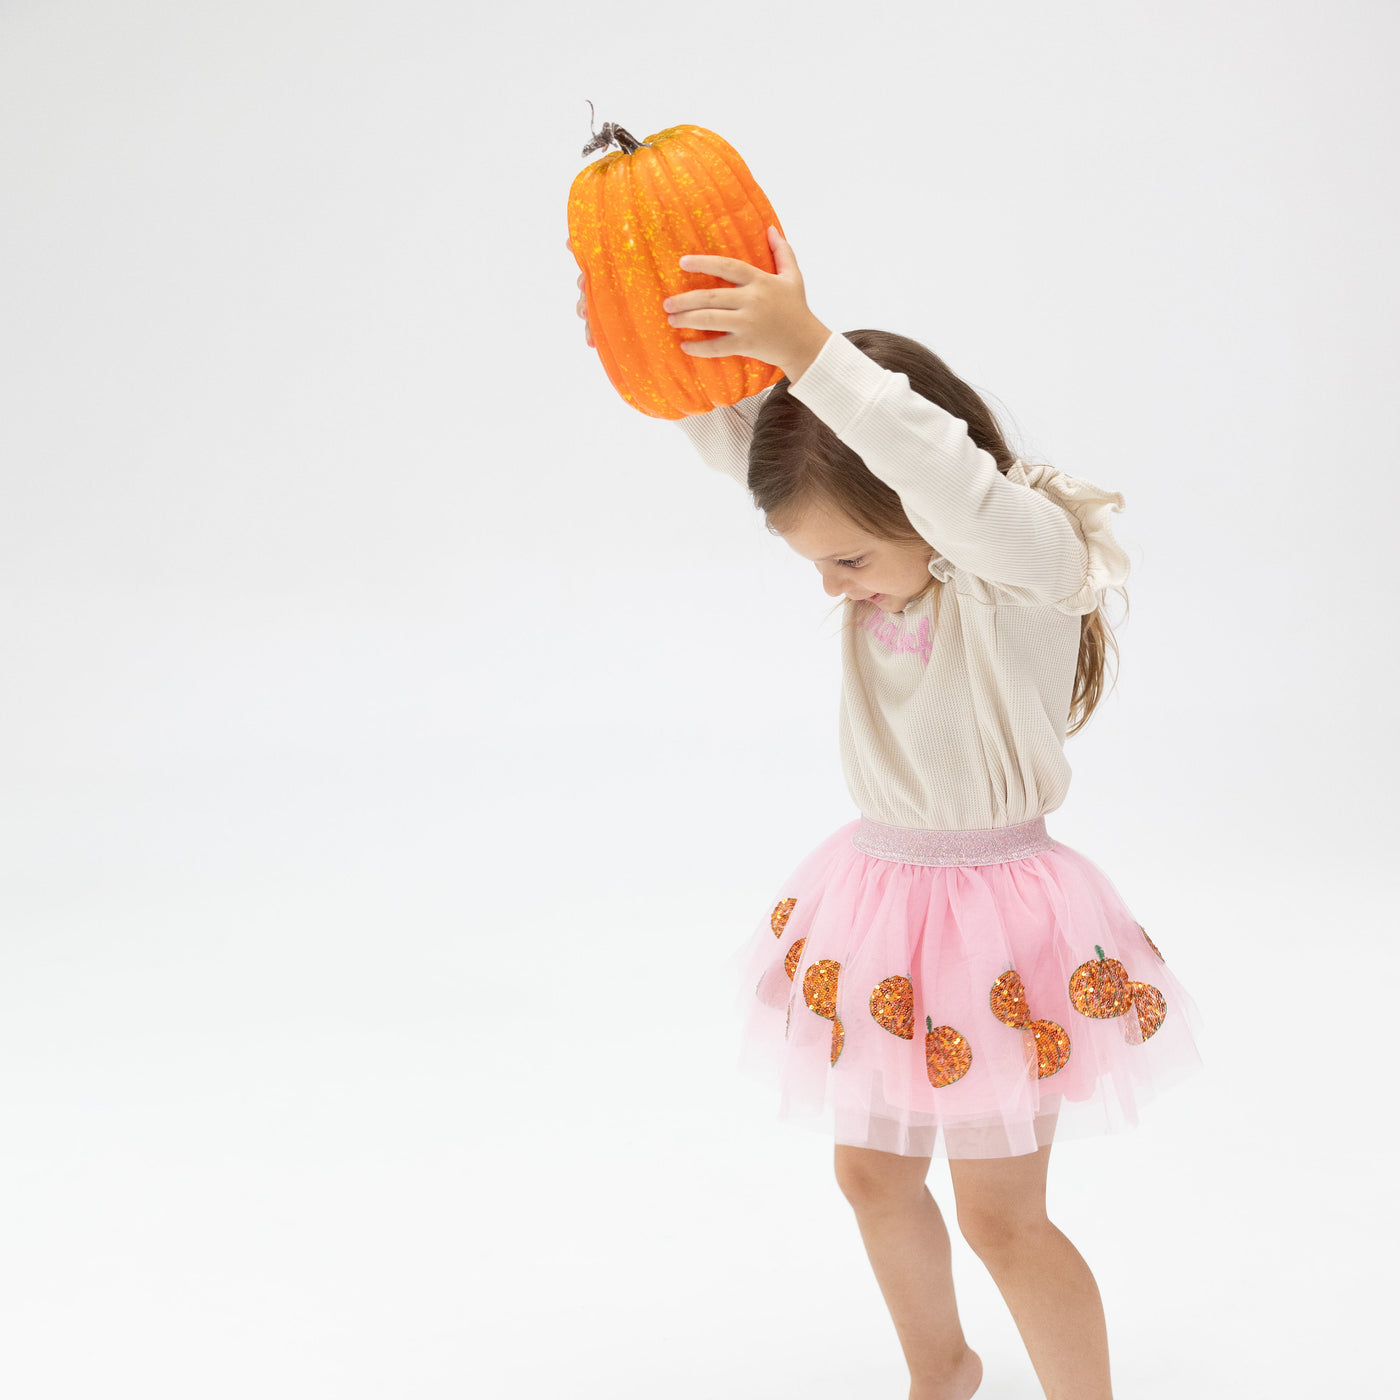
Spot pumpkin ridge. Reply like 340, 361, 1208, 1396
652, 123, 784, 403
616, 157, 694, 409
596, 166, 653, 405
646, 144, 736, 415
663, 127, 772, 400
651, 130, 751, 408
568, 175, 622, 390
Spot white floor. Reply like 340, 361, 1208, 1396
1, 745, 1388, 1397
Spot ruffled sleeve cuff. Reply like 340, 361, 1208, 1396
1004, 460, 1130, 614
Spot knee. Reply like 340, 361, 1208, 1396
833, 1152, 927, 1212
956, 1206, 1050, 1257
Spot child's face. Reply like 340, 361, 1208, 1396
778, 504, 935, 613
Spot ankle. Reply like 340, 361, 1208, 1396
909, 1345, 982, 1400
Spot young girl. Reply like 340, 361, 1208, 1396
567, 229, 1204, 1400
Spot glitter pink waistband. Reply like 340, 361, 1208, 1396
851, 815, 1055, 866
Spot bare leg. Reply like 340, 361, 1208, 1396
949, 1128, 1113, 1400
833, 1145, 983, 1400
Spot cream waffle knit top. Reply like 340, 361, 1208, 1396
675, 330, 1131, 832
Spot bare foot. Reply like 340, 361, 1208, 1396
910, 1346, 982, 1400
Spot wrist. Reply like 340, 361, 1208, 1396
781, 321, 832, 385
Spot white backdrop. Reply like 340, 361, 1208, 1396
2, 1, 1395, 1395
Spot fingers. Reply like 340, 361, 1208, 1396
664, 288, 741, 315
677, 253, 751, 283
677, 334, 726, 357
667, 307, 724, 331
567, 238, 594, 345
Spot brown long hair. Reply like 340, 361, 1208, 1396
745, 328, 1125, 737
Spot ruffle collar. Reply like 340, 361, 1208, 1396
925, 550, 957, 583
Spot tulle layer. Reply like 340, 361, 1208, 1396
725, 818, 1206, 1159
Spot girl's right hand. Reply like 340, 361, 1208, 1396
565, 237, 595, 348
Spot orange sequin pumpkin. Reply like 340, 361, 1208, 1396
1069, 945, 1168, 1041
870, 975, 915, 1039
803, 960, 840, 1021
771, 898, 796, 937
1068, 945, 1134, 1019
803, 959, 844, 1066
783, 938, 806, 981
989, 968, 1071, 1079
1128, 982, 1167, 1041
566, 108, 788, 419
925, 1015, 973, 1088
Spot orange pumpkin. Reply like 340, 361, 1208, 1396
783, 938, 806, 981
803, 959, 841, 1021
925, 1015, 973, 1088
566, 107, 788, 419
989, 967, 1071, 1078
1028, 1020, 1073, 1078
1068, 945, 1134, 1019
1071, 941, 1168, 1040
869, 975, 915, 1039
989, 968, 1032, 1028
1127, 981, 1167, 1040
801, 958, 843, 1066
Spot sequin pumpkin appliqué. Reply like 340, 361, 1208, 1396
1068, 936, 1169, 1042
762, 902, 1172, 1083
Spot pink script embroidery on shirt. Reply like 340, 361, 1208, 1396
858, 604, 933, 665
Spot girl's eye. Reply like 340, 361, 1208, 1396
837, 558, 864, 568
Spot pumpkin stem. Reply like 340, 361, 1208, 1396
926, 1015, 933, 1034
581, 99, 652, 158
1095, 944, 1105, 960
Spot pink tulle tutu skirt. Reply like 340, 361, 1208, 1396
727, 814, 1205, 1159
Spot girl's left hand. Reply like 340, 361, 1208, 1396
663, 226, 831, 380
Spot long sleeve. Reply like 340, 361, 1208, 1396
787, 332, 1090, 600
673, 385, 776, 490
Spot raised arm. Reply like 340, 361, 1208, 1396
787, 332, 1094, 601
673, 386, 775, 490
